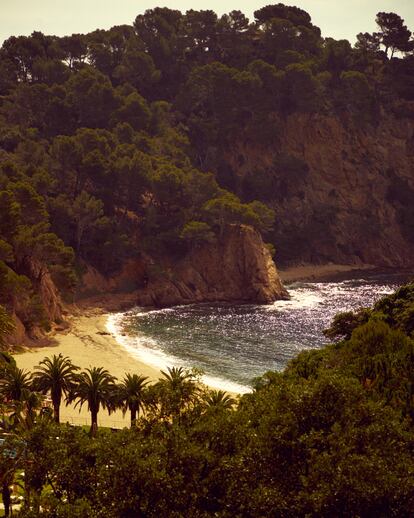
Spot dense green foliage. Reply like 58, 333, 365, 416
0, 4, 413, 332
0, 283, 413, 516
0, 305, 14, 349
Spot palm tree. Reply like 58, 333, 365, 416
116, 374, 149, 427
8, 389, 44, 431
0, 364, 47, 434
33, 354, 79, 423
203, 390, 236, 412
68, 367, 116, 437
0, 366, 32, 403
157, 366, 199, 422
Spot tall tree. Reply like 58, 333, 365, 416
156, 366, 199, 422
70, 191, 104, 254
68, 367, 116, 437
33, 354, 79, 423
376, 12, 413, 57
0, 366, 32, 402
116, 373, 149, 427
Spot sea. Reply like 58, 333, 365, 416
107, 271, 412, 394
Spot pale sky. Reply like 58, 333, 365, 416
1, 0, 414, 45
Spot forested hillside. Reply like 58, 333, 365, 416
0, 4, 413, 333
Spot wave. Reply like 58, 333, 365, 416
200, 374, 252, 394
107, 313, 178, 370
268, 289, 323, 311
107, 313, 252, 393
268, 279, 396, 313
122, 307, 176, 319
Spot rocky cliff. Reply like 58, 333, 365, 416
78, 224, 288, 308
225, 113, 414, 267
5, 258, 66, 347
140, 224, 288, 307
23, 258, 64, 323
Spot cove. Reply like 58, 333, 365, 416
108, 272, 411, 393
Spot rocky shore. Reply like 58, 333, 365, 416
78, 224, 289, 309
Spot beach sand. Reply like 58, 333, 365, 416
279, 263, 375, 283
15, 311, 161, 429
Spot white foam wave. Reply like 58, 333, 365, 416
133, 307, 176, 318
201, 374, 252, 394
107, 313, 178, 371
116, 307, 176, 320
107, 313, 252, 394
268, 290, 323, 311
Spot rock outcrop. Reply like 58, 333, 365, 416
24, 258, 64, 323
5, 259, 66, 347
141, 225, 288, 307
78, 224, 289, 308
5, 313, 27, 348
80, 259, 147, 298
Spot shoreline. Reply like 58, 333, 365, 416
15, 311, 162, 428
14, 311, 243, 428
13, 263, 403, 427
278, 263, 377, 284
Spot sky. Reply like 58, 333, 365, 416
1, 0, 414, 45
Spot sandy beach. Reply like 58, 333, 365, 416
279, 263, 375, 283
15, 311, 161, 429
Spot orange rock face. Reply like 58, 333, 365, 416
77, 225, 289, 309
224, 113, 414, 267
142, 225, 288, 307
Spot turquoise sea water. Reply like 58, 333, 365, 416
107, 272, 412, 393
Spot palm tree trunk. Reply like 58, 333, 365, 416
130, 407, 137, 428
2, 481, 11, 517
54, 403, 60, 424
90, 409, 98, 437
33, 492, 41, 515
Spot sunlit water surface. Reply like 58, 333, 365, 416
107, 272, 411, 393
